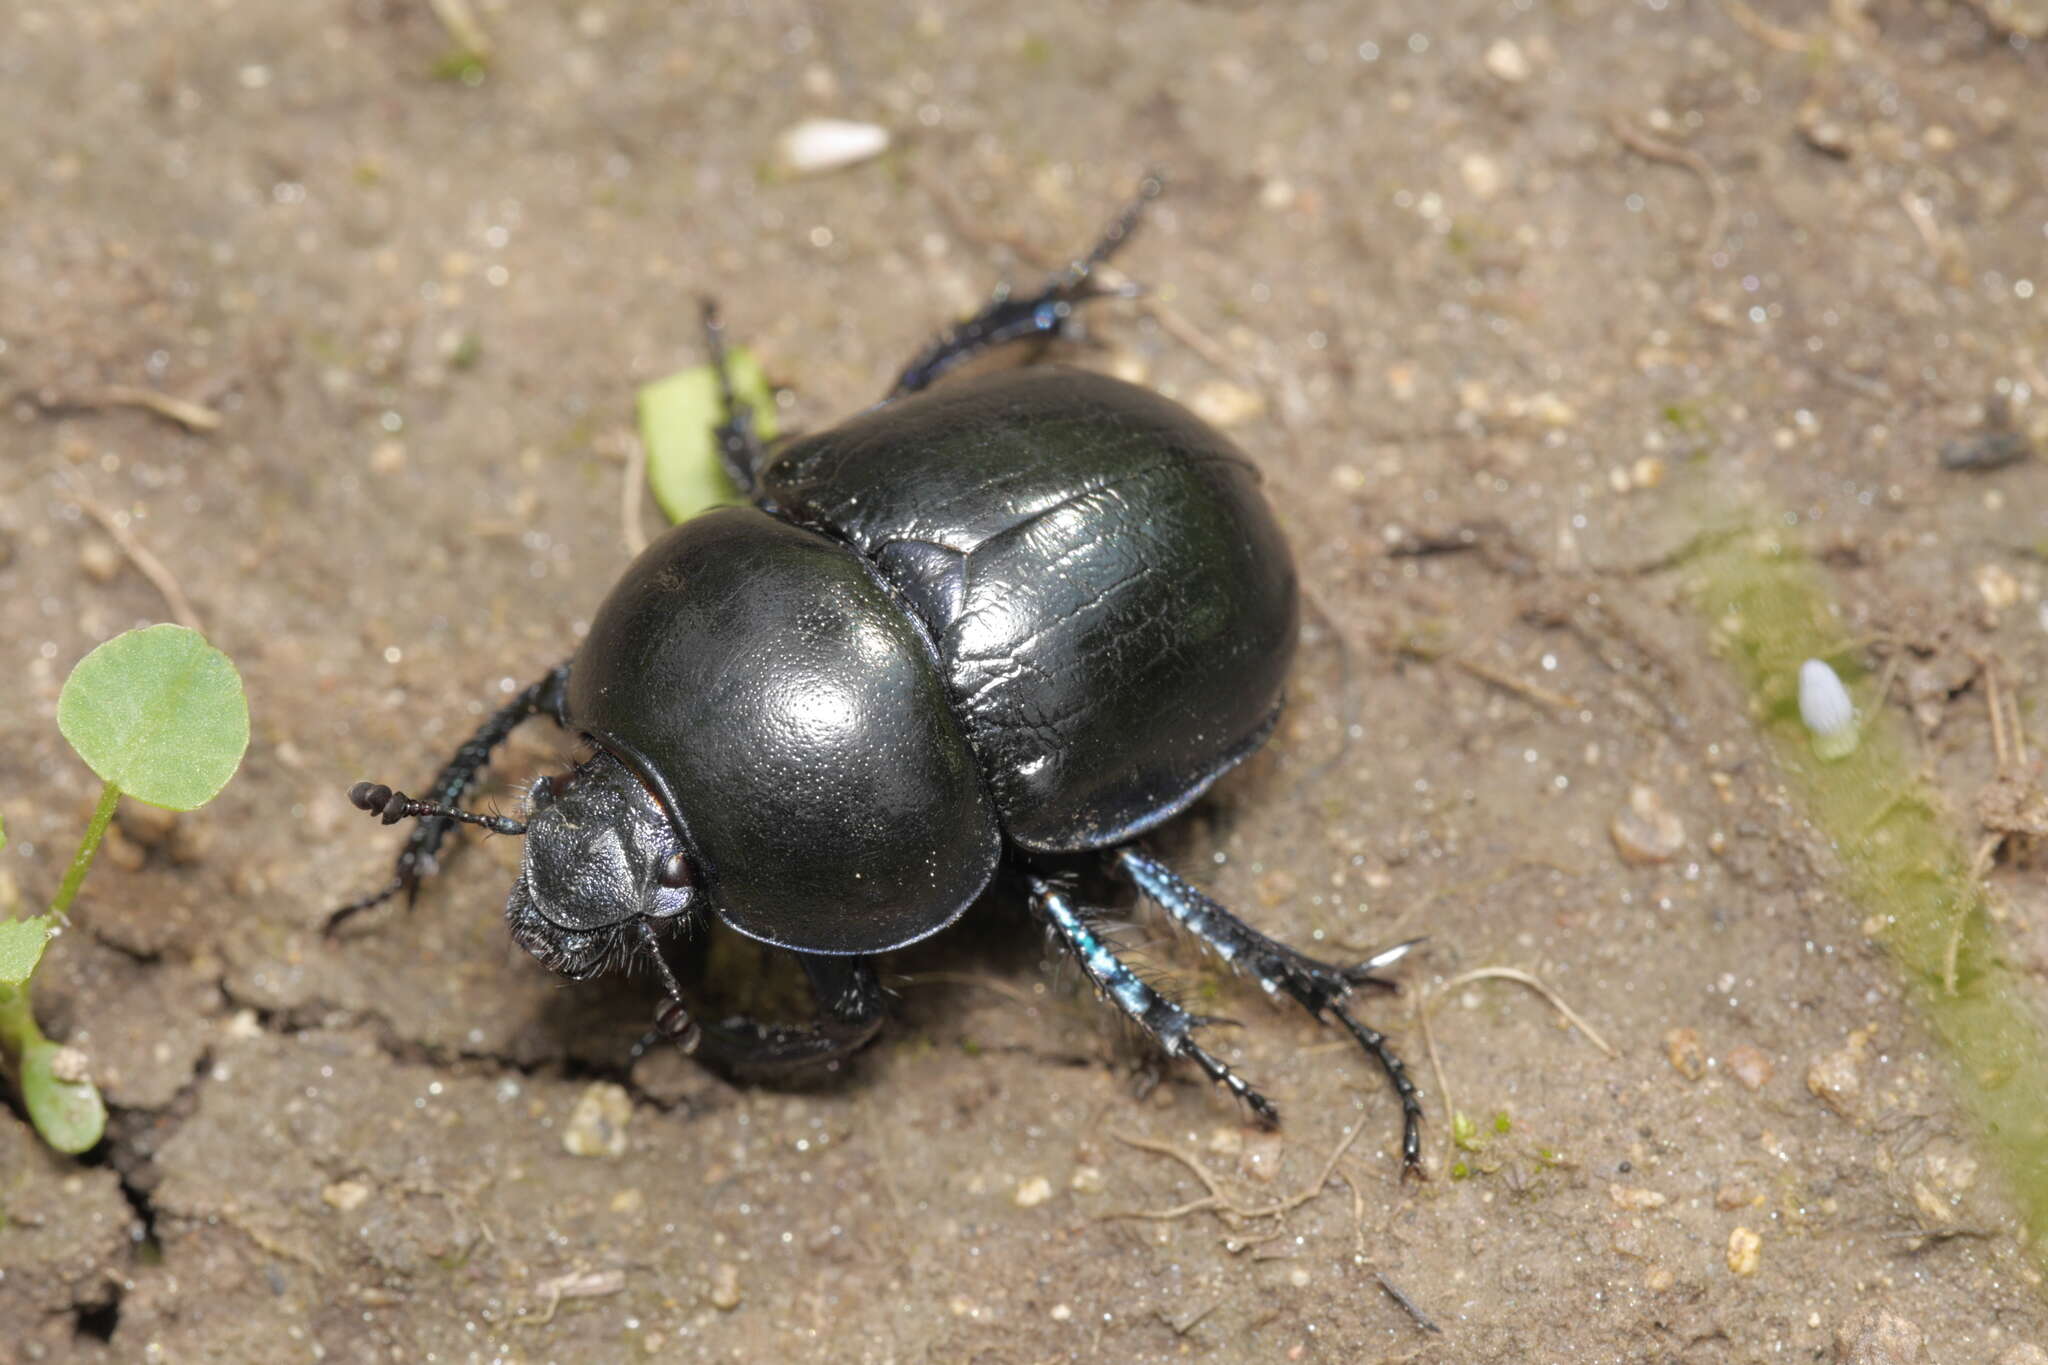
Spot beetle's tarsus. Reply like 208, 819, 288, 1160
888, 173, 1163, 399
1117, 847, 1425, 1170
1029, 874, 1279, 1127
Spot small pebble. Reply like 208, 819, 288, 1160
1663, 1027, 1706, 1081
563, 1081, 634, 1157
1611, 784, 1685, 864
708, 1262, 742, 1311
1715, 1182, 1759, 1211
322, 1179, 371, 1212
1609, 1184, 1668, 1210
1069, 1165, 1104, 1193
1725, 1226, 1762, 1276
1976, 563, 2022, 612
1459, 152, 1504, 200
773, 118, 890, 177
1725, 1045, 1773, 1091
1483, 37, 1532, 83
79, 537, 123, 583
1013, 1175, 1053, 1208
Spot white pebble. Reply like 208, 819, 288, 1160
1798, 659, 1858, 760
773, 119, 891, 177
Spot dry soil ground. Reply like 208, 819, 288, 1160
4, 1, 2048, 1361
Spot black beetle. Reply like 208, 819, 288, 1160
335, 181, 1423, 1167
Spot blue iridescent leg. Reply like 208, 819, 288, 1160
1027, 875, 1278, 1126
888, 175, 1161, 399
1117, 848, 1425, 1170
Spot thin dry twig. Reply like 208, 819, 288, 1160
513, 1269, 627, 1327
1609, 115, 1731, 276
1107, 1119, 1367, 1225
1722, 0, 1820, 51
1428, 966, 1618, 1058
94, 384, 223, 432
68, 483, 206, 633
1139, 295, 1249, 383
1898, 191, 1945, 257
428, 0, 492, 57
1453, 655, 1579, 714
1413, 985, 1457, 1174
620, 431, 650, 558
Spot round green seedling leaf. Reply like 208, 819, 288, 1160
57, 624, 250, 811
637, 347, 778, 524
0, 916, 55, 988
21, 1036, 107, 1154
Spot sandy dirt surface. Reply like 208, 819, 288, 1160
5, 1, 2048, 1360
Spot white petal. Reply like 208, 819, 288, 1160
1798, 658, 1858, 760
774, 119, 890, 176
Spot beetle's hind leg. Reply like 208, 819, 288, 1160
1116, 848, 1426, 1171
1027, 874, 1279, 1127
888, 174, 1162, 399
327, 658, 573, 934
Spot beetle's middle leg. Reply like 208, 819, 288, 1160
327, 658, 573, 933
1027, 874, 1279, 1126
887, 174, 1162, 399
1115, 848, 1426, 1170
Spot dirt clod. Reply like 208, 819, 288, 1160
1726, 1226, 1763, 1277
1663, 1027, 1707, 1081
563, 1082, 634, 1158
1808, 1027, 1876, 1122
1612, 785, 1686, 864
1834, 1308, 1926, 1364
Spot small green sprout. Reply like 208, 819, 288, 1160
637, 348, 778, 525
0, 625, 249, 1153
1451, 1110, 1484, 1152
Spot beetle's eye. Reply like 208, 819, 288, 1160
528, 776, 555, 809
657, 851, 694, 890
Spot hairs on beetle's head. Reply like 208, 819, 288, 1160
346, 781, 528, 836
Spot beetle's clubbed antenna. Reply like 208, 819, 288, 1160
345, 781, 529, 836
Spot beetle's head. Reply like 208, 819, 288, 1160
503, 749, 701, 980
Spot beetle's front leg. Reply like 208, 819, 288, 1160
650, 948, 885, 1079
328, 658, 573, 933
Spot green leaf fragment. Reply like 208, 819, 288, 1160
0, 916, 55, 987
637, 349, 778, 525
57, 624, 250, 811
20, 1037, 107, 1154
1451, 1110, 1483, 1152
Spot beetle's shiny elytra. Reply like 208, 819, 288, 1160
336, 183, 1426, 1169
